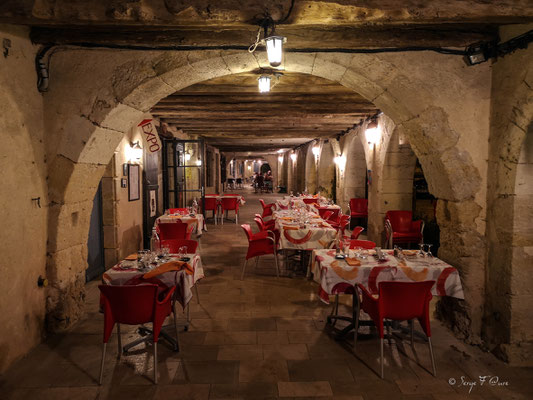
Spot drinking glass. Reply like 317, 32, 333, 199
425, 244, 433, 258
418, 243, 426, 257
354, 246, 363, 258
342, 239, 350, 256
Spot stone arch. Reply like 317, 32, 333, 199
342, 129, 367, 212
317, 141, 335, 199
485, 56, 533, 364
44, 49, 488, 338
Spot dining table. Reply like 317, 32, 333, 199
156, 213, 206, 236
311, 248, 464, 339
205, 193, 246, 206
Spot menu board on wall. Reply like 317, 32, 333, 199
128, 164, 140, 201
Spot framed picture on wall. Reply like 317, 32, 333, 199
128, 164, 140, 201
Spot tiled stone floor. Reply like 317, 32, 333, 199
1, 187, 532, 399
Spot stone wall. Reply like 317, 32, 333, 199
0, 25, 47, 372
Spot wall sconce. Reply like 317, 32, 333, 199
127, 141, 143, 163
196, 159, 202, 166
290, 153, 297, 162
333, 154, 347, 171
365, 119, 380, 146
278, 155, 283, 163
185, 152, 191, 161
258, 75, 271, 93
312, 146, 320, 157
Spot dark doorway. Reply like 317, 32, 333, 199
142, 147, 160, 249
260, 163, 271, 174
86, 182, 104, 282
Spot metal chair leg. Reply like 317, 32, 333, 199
428, 337, 437, 376
99, 342, 107, 385
380, 338, 384, 379
153, 341, 158, 384
353, 295, 360, 353
236, 212, 238, 224
274, 251, 280, 278
117, 324, 122, 360
241, 258, 248, 280
172, 301, 180, 352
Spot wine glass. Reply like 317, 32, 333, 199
425, 244, 433, 258
418, 243, 426, 257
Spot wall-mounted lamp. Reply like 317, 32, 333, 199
290, 153, 297, 162
333, 154, 347, 170
312, 146, 320, 157
277, 149, 284, 153
365, 119, 380, 146
196, 159, 202, 166
278, 155, 283, 163
258, 75, 271, 93
127, 141, 143, 163
185, 152, 191, 161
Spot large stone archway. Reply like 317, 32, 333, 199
44, 48, 489, 341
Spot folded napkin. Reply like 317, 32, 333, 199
283, 226, 299, 230
345, 257, 361, 267
143, 260, 187, 279
124, 253, 137, 261
280, 216, 293, 221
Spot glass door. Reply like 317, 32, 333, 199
163, 138, 205, 214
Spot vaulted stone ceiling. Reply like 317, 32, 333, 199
151, 72, 378, 153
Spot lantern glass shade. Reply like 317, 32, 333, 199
258, 75, 271, 93
265, 36, 284, 67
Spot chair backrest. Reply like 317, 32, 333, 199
221, 197, 238, 210
351, 226, 364, 239
160, 239, 198, 254
318, 207, 340, 220
303, 198, 318, 205
322, 211, 334, 221
386, 210, 413, 233
339, 214, 350, 228
241, 224, 254, 242
349, 239, 376, 249
254, 217, 266, 231
99, 284, 158, 325
350, 198, 368, 213
379, 281, 434, 322
259, 199, 267, 209
158, 222, 189, 240
168, 208, 188, 214
256, 175, 264, 186
204, 197, 217, 210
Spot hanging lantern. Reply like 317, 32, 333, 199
258, 75, 271, 93
265, 36, 285, 67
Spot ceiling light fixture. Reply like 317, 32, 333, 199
265, 35, 285, 67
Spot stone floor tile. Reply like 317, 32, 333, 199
189, 319, 229, 332
277, 381, 333, 397
179, 360, 239, 384
154, 383, 210, 400
276, 318, 318, 332
262, 344, 309, 360
218, 345, 264, 361
224, 331, 258, 345
4, 386, 99, 400
239, 360, 290, 383
98, 384, 158, 400
227, 318, 278, 332
288, 359, 354, 383
209, 382, 278, 399
257, 331, 290, 345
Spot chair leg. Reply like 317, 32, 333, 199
428, 337, 437, 377
241, 258, 248, 280
99, 342, 107, 385
353, 294, 360, 353
186, 303, 191, 323
274, 251, 280, 278
153, 341, 158, 384
214, 210, 217, 225
172, 301, 180, 352
235, 211, 238, 224
380, 338, 384, 379
255, 256, 260, 269
221, 211, 224, 225
117, 323, 122, 360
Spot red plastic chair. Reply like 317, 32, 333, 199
254, 214, 276, 230
384, 211, 424, 248
356, 281, 436, 378
160, 239, 198, 254
254, 217, 280, 246
302, 198, 319, 205
317, 207, 340, 220
349, 199, 368, 219
204, 197, 218, 225
221, 197, 239, 224
349, 239, 376, 249
240, 224, 279, 280
98, 284, 177, 384
157, 221, 193, 240
168, 208, 188, 215
351, 226, 364, 239
259, 199, 275, 218
321, 211, 334, 221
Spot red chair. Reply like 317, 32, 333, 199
356, 281, 436, 378
349, 199, 368, 220
259, 199, 275, 218
98, 284, 177, 384
384, 211, 424, 248
254, 214, 276, 230
221, 197, 239, 224
351, 226, 364, 239
160, 239, 198, 254
204, 197, 218, 225
168, 208, 188, 215
336, 215, 351, 237
241, 224, 279, 280
317, 207, 340, 220
254, 217, 280, 246
157, 221, 193, 241
302, 198, 319, 205
349, 239, 376, 249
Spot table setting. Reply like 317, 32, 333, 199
157, 210, 206, 236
